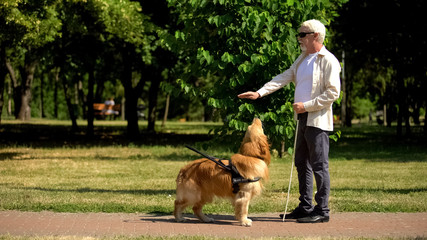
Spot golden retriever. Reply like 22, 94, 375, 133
174, 118, 270, 226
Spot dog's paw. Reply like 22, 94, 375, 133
240, 218, 252, 227
175, 217, 187, 223
201, 217, 215, 223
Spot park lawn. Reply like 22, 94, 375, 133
0, 120, 426, 214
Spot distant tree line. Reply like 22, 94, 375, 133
331, 0, 426, 137
1, 0, 425, 145
1, 0, 173, 139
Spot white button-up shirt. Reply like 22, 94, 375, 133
257, 46, 341, 131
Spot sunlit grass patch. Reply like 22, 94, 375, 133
0, 121, 426, 214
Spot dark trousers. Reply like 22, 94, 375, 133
295, 113, 330, 216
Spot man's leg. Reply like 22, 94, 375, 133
306, 127, 330, 216
294, 113, 314, 214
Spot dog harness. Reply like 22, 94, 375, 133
186, 145, 261, 193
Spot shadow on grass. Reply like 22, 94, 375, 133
1, 122, 426, 163
21, 186, 175, 196
0, 149, 214, 162
333, 187, 427, 195
0, 123, 214, 148
330, 125, 427, 162
0, 152, 23, 161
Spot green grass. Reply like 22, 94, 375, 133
0, 119, 426, 214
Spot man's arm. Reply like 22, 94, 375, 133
237, 53, 304, 100
237, 65, 296, 100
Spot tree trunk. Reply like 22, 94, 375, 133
404, 107, 411, 137
161, 94, 170, 127
340, 51, 347, 127
147, 78, 160, 132
201, 99, 212, 122
0, 45, 6, 124
383, 104, 387, 127
120, 44, 140, 139
396, 68, 406, 137
424, 106, 427, 136
40, 73, 45, 118
385, 85, 393, 127
6, 60, 20, 118
397, 101, 403, 137
54, 68, 59, 118
95, 72, 105, 103
124, 86, 139, 138
122, 78, 140, 139
60, 68, 79, 132
18, 51, 38, 121
425, 87, 427, 136
76, 80, 87, 119
7, 77, 12, 116
279, 141, 285, 158
87, 68, 95, 137
342, 59, 353, 127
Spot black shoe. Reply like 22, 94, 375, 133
279, 208, 310, 219
297, 214, 329, 223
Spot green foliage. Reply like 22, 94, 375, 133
98, 0, 158, 63
1, 0, 161, 125
353, 97, 375, 119
0, 0, 63, 121
0, 0, 61, 47
330, 0, 427, 133
329, 130, 341, 142
164, 0, 346, 151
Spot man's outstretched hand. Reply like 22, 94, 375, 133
237, 91, 260, 100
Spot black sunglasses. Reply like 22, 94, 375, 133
297, 32, 314, 38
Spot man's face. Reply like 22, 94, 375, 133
298, 26, 315, 52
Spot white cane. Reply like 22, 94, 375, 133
282, 119, 299, 222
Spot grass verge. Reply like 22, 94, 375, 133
0, 120, 426, 214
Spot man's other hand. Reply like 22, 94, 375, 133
293, 102, 306, 114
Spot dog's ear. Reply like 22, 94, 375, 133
257, 135, 271, 165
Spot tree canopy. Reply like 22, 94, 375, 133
1, 0, 425, 149
331, 0, 427, 136
163, 0, 346, 151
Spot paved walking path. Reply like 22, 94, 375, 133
0, 211, 426, 239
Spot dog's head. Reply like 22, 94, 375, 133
238, 118, 271, 165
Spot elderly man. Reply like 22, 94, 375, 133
238, 19, 341, 223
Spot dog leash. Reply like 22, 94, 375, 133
185, 145, 261, 193
185, 145, 230, 171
